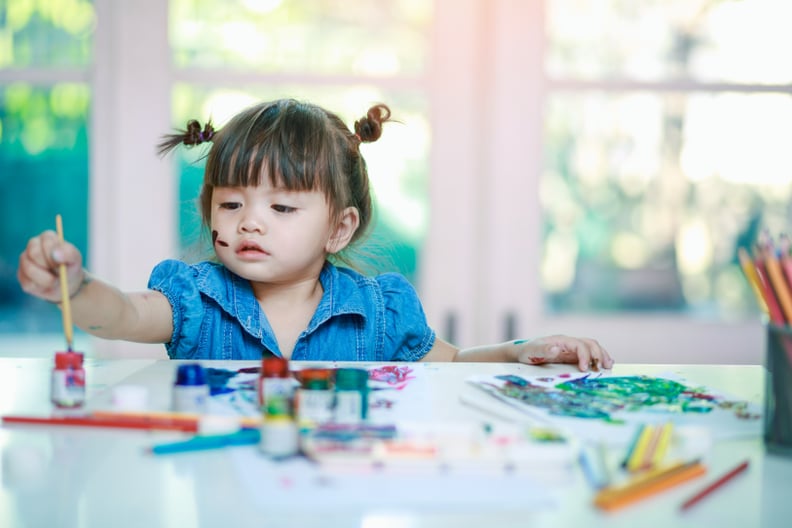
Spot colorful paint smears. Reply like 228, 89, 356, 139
485, 374, 760, 424
368, 365, 415, 388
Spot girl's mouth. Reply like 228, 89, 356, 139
235, 240, 269, 258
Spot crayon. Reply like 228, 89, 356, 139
679, 459, 749, 511
594, 459, 706, 512
91, 410, 261, 430
1, 413, 199, 432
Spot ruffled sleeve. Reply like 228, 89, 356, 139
147, 259, 205, 358
378, 273, 436, 361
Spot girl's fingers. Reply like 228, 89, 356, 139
515, 335, 614, 371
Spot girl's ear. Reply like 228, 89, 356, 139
326, 207, 360, 254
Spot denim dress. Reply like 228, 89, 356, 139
147, 259, 435, 361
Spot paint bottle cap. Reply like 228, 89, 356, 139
299, 368, 333, 389
54, 351, 83, 369
334, 368, 369, 391
261, 357, 290, 378
174, 363, 207, 386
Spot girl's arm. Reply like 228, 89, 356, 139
17, 230, 173, 343
420, 335, 614, 372
65, 274, 174, 343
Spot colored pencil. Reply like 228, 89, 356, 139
620, 424, 646, 468
650, 422, 673, 468
778, 235, 792, 290
55, 214, 74, 351
764, 248, 792, 324
91, 410, 262, 429
637, 423, 663, 470
752, 256, 786, 325
150, 428, 261, 455
1, 413, 199, 432
626, 424, 654, 472
738, 247, 768, 314
594, 459, 706, 512
680, 459, 749, 511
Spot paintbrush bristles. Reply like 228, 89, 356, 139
55, 214, 74, 352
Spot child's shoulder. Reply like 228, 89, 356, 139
331, 264, 416, 293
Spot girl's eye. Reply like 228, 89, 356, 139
272, 204, 296, 213
219, 202, 241, 210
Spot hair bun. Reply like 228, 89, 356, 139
157, 119, 215, 156
185, 120, 215, 145
354, 104, 392, 143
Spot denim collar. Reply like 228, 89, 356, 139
192, 261, 367, 339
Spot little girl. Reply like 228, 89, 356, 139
17, 98, 612, 370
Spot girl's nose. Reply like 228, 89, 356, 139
239, 215, 265, 234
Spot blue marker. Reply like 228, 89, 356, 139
150, 428, 261, 455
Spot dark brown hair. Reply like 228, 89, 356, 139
158, 99, 392, 256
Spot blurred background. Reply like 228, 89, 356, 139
1, 0, 789, 362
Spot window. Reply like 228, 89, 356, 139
0, 1, 93, 337
3, 1, 781, 364
542, 0, 792, 319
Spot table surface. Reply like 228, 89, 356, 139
1, 358, 791, 528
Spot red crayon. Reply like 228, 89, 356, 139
1, 413, 199, 432
680, 459, 750, 511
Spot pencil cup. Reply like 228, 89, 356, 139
764, 323, 792, 456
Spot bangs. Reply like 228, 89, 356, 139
204, 101, 342, 196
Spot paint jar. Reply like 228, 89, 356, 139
172, 363, 209, 414
764, 323, 792, 456
333, 368, 369, 424
51, 351, 85, 409
258, 357, 298, 457
295, 368, 334, 429
260, 416, 299, 458
258, 357, 294, 417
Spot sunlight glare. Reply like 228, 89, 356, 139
676, 220, 712, 275
611, 232, 648, 270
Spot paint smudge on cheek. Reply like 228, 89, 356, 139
212, 230, 229, 248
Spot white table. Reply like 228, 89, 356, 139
1, 358, 790, 528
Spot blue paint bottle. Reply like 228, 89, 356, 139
172, 363, 208, 414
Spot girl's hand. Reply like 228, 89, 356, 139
17, 230, 85, 303
515, 335, 614, 372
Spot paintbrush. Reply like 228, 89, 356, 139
55, 214, 74, 352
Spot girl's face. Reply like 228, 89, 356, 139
210, 182, 340, 284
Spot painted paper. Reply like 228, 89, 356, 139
467, 372, 762, 445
